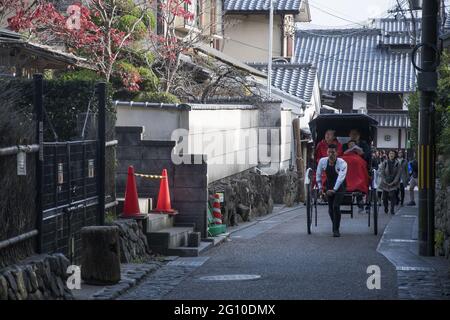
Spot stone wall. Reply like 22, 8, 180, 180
270, 169, 299, 207
435, 182, 450, 259
208, 169, 301, 226
0, 253, 73, 300
112, 219, 152, 263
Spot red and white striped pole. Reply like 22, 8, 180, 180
212, 193, 223, 224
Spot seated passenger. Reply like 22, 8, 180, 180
315, 129, 343, 162
343, 140, 363, 156
343, 129, 371, 164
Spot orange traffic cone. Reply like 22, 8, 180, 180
122, 166, 143, 218
212, 193, 222, 224
154, 169, 176, 214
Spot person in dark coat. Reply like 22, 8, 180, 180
407, 158, 418, 206
396, 149, 409, 206
379, 150, 401, 215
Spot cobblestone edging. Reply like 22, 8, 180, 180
0, 253, 73, 300
88, 261, 165, 300
397, 269, 450, 300
117, 257, 210, 300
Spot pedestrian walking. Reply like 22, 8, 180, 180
371, 150, 381, 171
396, 150, 409, 206
316, 144, 348, 237
407, 157, 418, 206
378, 150, 401, 215
373, 160, 383, 205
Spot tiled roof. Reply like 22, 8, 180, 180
372, 18, 421, 46
369, 113, 410, 128
293, 27, 417, 93
224, 0, 302, 12
248, 62, 317, 102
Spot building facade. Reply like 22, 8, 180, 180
293, 18, 422, 153
221, 0, 311, 62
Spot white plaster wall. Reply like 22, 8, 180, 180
280, 110, 292, 170
116, 106, 188, 140
188, 108, 260, 182
376, 128, 408, 149
402, 93, 409, 111
300, 77, 321, 131
353, 92, 367, 112
117, 103, 293, 182
222, 14, 283, 62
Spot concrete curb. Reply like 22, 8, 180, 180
198, 204, 305, 253
226, 204, 305, 235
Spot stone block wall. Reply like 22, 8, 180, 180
112, 219, 152, 263
116, 127, 208, 237
208, 169, 300, 226
0, 253, 73, 300
435, 183, 450, 259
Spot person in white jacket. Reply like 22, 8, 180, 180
316, 144, 348, 237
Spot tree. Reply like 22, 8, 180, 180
408, 50, 450, 184
7, 0, 155, 89
151, 0, 216, 93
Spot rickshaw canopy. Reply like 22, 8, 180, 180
309, 113, 378, 144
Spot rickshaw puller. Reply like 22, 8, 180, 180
316, 144, 348, 237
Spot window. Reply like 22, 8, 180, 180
366, 93, 402, 110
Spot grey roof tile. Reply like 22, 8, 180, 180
293, 26, 417, 93
249, 62, 316, 102
224, 0, 302, 12
369, 113, 410, 128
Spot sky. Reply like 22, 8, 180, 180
300, 0, 399, 29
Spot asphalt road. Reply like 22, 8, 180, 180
161, 203, 398, 300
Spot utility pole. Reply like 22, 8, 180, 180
268, 0, 274, 97
416, 0, 439, 256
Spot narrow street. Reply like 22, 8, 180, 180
120, 203, 398, 300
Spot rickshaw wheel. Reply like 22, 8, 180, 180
306, 183, 312, 234
373, 189, 378, 235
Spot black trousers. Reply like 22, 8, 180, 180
326, 191, 344, 232
383, 190, 397, 214
399, 183, 405, 205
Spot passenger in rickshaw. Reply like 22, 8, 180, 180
315, 129, 343, 160
341, 130, 370, 211
342, 129, 371, 163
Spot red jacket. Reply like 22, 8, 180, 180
315, 139, 343, 162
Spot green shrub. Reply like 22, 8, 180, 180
56, 69, 103, 82
118, 15, 148, 39
134, 91, 180, 104
138, 67, 159, 92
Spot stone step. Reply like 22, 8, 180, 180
147, 227, 193, 253
117, 198, 153, 214
165, 241, 212, 257
146, 213, 173, 232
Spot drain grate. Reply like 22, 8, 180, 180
198, 274, 261, 281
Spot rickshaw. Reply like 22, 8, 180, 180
304, 113, 379, 235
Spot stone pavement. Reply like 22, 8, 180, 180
72, 260, 165, 300
377, 203, 450, 299
120, 202, 398, 300
117, 204, 298, 300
